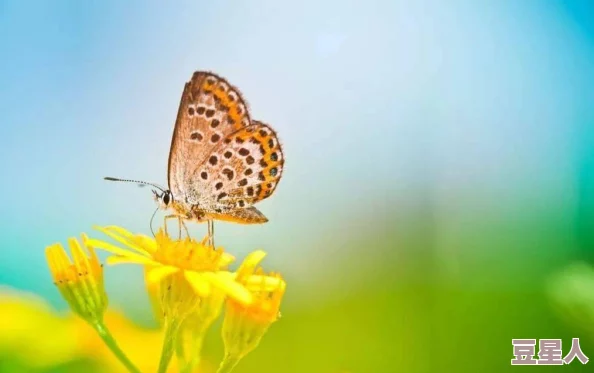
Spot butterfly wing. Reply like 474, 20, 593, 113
209, 206, 269, 224
194, 120, 285, 212
168, 71, 251, 204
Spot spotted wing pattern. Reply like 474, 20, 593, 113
193, 120, 285, 212
168, 71, 251, 204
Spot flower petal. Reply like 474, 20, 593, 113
105, 255, 160, 267
218, 253, 236, 267
104, 226, 158, 254
102, 226, 135, 238
92, 226, 151, 256
203, 271, 253, 306
236, 250, 267, 281
86, 239, 152, 262
146, 265, 179, 284
45, 244, 65, 282
52, 244, 73, 272
184, 271, 212, 298
133, 235, 158, 254
81, 234, 101, 270
68, 238, 90, 275
244, 275, 286, 292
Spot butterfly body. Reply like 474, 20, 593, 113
154, 71, 283, 226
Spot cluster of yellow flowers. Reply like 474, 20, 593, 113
45, 225, 286, 373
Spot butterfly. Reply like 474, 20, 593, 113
105, 71, 285, 242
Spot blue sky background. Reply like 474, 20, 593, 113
0, 0, 593, 313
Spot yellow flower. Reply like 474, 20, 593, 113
87, 225, 263, 373
86, 226, 253, 309
219, 251, 286, 371
45, 234, 108, 324
0, 287, 82, 369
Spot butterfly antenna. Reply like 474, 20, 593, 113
104, 176, 166, 192
149, 206, 159, 237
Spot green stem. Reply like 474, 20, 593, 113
158, 318, 181, 373
175, 326, 188, 370
92, 321, 142, 373
180, 332, 205, 373
216, 354, 241, 373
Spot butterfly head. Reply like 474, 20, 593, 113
153, 189, 173, 210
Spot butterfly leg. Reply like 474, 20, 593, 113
207, 219, 215, 248
163, 214, 178, 236
177, 217, 182, 239
179, 217, 191, 239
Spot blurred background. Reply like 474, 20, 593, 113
1, 0, 594, 372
